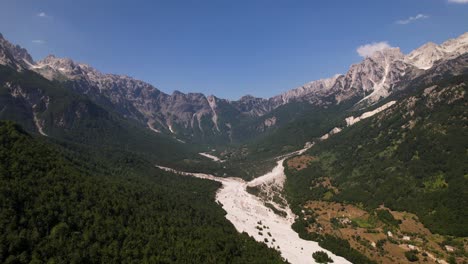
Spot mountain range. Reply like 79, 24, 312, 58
1, 32, 467, 146
1, 30, 467, 264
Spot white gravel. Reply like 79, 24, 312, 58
199, 152, 224, 162
157, 143, 350, 264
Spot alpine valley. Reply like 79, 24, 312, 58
0, 30, 467, 264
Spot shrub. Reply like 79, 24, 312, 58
312, 251, 334, 263
404, 250, 419, 262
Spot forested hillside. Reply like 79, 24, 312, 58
0, 121, 285, 263
0, 65, 201, 165
285, 74, 468, 237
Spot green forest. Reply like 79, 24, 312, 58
285, 75, 468, 237
0, 29, 467, 264
0, 121, 285, 263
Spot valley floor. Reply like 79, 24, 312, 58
157, 145, 350, 264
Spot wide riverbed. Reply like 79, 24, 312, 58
157, 147, 350, 264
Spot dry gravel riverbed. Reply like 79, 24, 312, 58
157, 145, 350, 264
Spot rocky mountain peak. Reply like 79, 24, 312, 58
0, 31, 466, 142
34, 55, 90, 80
273, 74, 342, 105
207, 95, 216, 102
368, 47, 404, 62
405, 42, 446, 70
0, 34, 35, 70
42, 54, 57, 60
38, 55, 76, 69
330, 47, 410, 106
440, 32, 468, 53
239, 95, 257, 101
405, 33, 468, 70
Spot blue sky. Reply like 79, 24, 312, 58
1, 0, 467, 99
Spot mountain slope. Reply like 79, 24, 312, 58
1, 32, 466, 147
284, 73, 468, 237
0, 121, 286, 263
0, 64, 200, 165
236, 51, 467, 157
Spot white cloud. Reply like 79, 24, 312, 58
448, 0, 468, 3
32, 40, 46, 44
356, 41, 393, 57
37, 12, 50, 18
396, 14, 429, 25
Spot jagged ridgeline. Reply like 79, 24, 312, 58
0, 121, 285, 263
0, 64, 201, 164
1, 33, 467, 150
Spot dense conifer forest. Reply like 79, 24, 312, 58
0, 121, 285, 263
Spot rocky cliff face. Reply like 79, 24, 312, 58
405, 33, 468, 70
270, 75, 342, 106
270, 33, 467, 108
0, 33, 35, 71
0, 32, 466, 143
29, 54, 225, 139
333, 48, 411, 107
